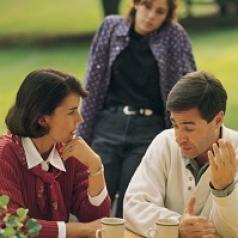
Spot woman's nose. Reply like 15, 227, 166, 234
148, 10, 156, 19
75, 111, 84, 125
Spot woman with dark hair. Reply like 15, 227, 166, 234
78, 0, 196, 217
0, 69, 110, 238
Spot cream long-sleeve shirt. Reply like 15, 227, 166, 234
124, 127, 238, 238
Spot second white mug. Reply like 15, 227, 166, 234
148, 218, 179, 238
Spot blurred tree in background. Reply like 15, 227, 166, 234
184, 0, 238, 17
101, 0, 121, 16
215, 0, 238, 15
0, 0, 238, 133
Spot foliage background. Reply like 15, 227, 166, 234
0, 0, 237, 133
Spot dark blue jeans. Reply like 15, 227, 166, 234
91, 109, 165, 217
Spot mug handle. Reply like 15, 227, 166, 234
147, 227, 156, 238
96, 228, 105, 238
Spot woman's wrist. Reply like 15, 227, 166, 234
88, 163, 104, 177
88, 155, 102, 174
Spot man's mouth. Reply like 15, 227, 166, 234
180, 145, 192, 152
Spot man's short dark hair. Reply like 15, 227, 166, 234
6, 68, 88, 138
166, 71, 227, 122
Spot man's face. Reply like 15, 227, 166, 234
170, 108, 223, 160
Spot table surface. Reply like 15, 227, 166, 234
125, 229, 142, 238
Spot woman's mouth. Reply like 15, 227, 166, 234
144, 21, 153, 28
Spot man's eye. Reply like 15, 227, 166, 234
185, 127, 195, 132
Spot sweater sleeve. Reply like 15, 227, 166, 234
0, 140, 59, 238
77, 16, 114, 144
211, 179, 238, 237
70, 160, 111, 221
124, 133, 181, 237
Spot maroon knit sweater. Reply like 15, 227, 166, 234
0, 134, 111, 238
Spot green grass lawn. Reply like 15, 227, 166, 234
0, 43, 90, 133
192, 28, 238, 129
0, 28, 238, 134
0, 0, 218, 35
0, 0, 103, 35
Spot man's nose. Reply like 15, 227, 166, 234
175, 131, 188, 145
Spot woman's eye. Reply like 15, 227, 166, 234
157, 9, 167, 15
144, 2, 152, 9
68, 110, 75, 115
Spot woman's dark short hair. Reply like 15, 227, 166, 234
6, 68, 88, 138
166, 71, 227, 123
127, 0, 178, 25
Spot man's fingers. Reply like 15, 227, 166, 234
180, 216, 215, 238
183, 215, 208, 225
212, 143, 223, 168
226, 141, 236, 165
202, 235, 215, 238
208, 150, 217, 172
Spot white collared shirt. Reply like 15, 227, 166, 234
22, 137, 66, 172
21, 137, 107, 238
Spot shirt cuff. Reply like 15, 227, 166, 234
210, 181, 235, 197
88, 186, 108, 206
57, 221, 66, 238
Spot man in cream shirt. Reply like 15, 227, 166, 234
124, 71, 238, 238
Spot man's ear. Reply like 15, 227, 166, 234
214, 111, 224, 127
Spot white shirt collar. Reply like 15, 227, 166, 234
21, 137, 66, 172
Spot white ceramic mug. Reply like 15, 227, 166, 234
96, 217, 125, 238
147, 218, 179, 238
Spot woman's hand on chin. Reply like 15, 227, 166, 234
61, 137, 102, 171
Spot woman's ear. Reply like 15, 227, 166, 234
38, 116, 48, 128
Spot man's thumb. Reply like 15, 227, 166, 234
185, 196, 196, 215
